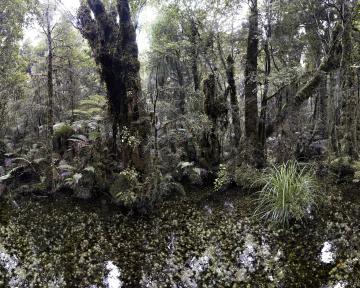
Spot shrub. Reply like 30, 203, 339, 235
109, 168, 140, 207
177, 162, 204, 186
234, 164, 263, 190
214, 164, 231, 191
110, 166, 185, 210
53, 123, 75, 155
254, 161, 319, 226
329, 156, 359, 183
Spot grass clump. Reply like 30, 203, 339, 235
254, 161, 319, 226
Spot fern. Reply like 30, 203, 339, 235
73, 95, 107, 120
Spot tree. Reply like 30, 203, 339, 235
78, 0, 150, 171
340, 0, 357, 158
244, 0, 262, 166
0, 0, 28, 137
35, 0, 57, 190
258, 0, 272, 152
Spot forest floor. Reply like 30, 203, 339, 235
1, 183, 360, 288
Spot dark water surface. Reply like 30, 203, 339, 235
1, 186, 360, 287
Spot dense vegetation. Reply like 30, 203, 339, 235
0, 0, 360, 287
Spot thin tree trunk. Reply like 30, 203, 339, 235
68, 59, 75, 123
190, 19, 200, 92
318, 74, 328, 139
259, 0, 272, 151
340, 1, 357, 158
244, 0, 263, 166
174, 59, 186, 114
46, 8, 54, 191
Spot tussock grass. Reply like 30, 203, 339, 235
254, 161, 319, 226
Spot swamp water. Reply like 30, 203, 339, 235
0, 187, 360, 287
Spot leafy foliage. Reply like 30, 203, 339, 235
110, 168, 140, 206
214, 164, 231, 191
73, 95, 107, 119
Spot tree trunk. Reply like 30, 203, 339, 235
46, 8, 54, 191
226, 55, 241, 147
190, 19, 200, 92
201, 74, 221, 169
68, 59, 75, 123
318, 74, 328, 139
78, 0, 150, 172
174, 59, 186, 114
267, 23, 343, 138
244, 0, 263, 166
259, 0, 272, 152
340, 1, 357, 158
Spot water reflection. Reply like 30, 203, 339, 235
323, 281, 349, 288
103, 261, 123, 288
333, 281, 348, 288
238, 234, 256, 272
0, 250, 26, 288
321, 241, 336, 264
0, 251, 18, 272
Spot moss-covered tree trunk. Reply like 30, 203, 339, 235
174, 58, 186, 114
68, 58, 76, 123
267, 23, 343, 138
328, 71, 341, 154
259, 0, 272, 153
244, 0, 264, 167
78, 0, 150, 172
45, 7, 54, 191
226, 55, 241, 148
190, 19, 200, 92
318, 74, 328, 139
201, 74, 222, 169
340, 2, 357, 158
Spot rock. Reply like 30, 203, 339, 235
73, 170, 96, 200
309, 139, 328, 158
296, 139, 328, 161
0, 166, 40, 189
329, 157, 355, 183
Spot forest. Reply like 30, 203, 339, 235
0, 0, 360, 287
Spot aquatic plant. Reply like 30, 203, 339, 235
254, 161, 319, 225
